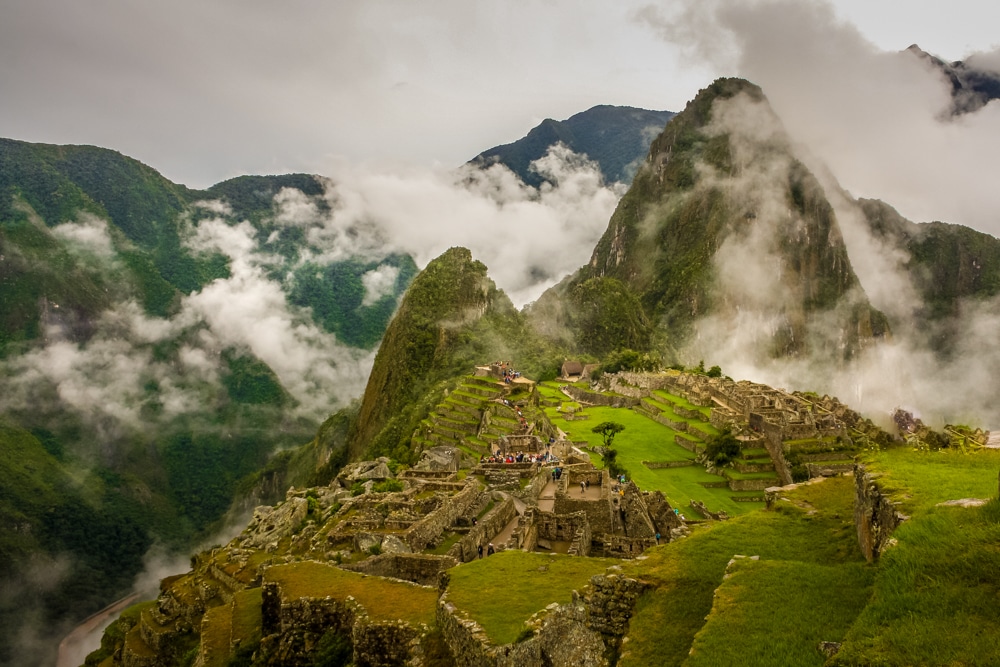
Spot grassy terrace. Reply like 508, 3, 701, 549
686, 560, 874, 667
446, 551, 617, 644
859, 447, 1000, 514
538, 382, 763, 515
199, 604, 232, 667
619, 475, 866, 667
264, 562, 437, 626
829, 447, 1000, 666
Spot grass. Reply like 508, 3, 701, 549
541, 399, 763, 515
428, 532, 461, 555
618, 475, 864, 667
445, 551, 616, 644
832, 499, 1000, 666
231, 588, 262, 644
824, 448, 1000, 665
860, 447, 1000, 514
685, 560, 873, 667
264, 562, 437, 626
198, 604, 232, 667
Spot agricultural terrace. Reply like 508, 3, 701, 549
859, 447, 1000, 513
445, 551, 618, 645
827, 447, 1000, 666
263, 562, 437, 626
537, 381, 764, 516
618, 475, 867, 667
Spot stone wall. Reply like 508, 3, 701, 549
449, 496, 517, 563
561, 385, 641, 409
498, 434, 545, 454
554, 495, 617, 537
581, 574, 651, 638
534, 510, 592, 557
675, 435, 700, 453
806, 462, 854, 478
760, 422, 794, 486
518, 469, 550, 505
644, 491, 683, 537
854, 464, 908, 562
727, 477, 776, 492
259, 579, 426, 667
340, 553, 458, 586
599, 535, 656, 559
642, 460, 695, 469
618, 481, 656, 539
403, 478, 481, 552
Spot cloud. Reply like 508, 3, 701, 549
309, 144, 624, 307
50, 215, 117, 261
637, 0, 1000, 236
361, 264, 401, 306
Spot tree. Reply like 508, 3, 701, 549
703, 429, 741, 467
592, 421, 625, 449
592, 422, 627, 477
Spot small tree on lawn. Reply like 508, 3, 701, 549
592, 421, 625, 449
592, 422, 627, 477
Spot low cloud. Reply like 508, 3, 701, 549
308, 144, 624, 307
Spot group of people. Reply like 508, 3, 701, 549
494, 361, 522, 385
481, 451, 549, 464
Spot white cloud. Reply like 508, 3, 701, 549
50, 215, 116, 260
361, 264, 400, 306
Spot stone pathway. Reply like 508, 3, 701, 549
537, 479, 557, 512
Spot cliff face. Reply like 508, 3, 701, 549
539, 78, 889, 362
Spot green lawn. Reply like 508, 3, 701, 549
445, 551, 616, 644
543, 401, 763, 516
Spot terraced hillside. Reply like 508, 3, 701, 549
413, 375, 538, 458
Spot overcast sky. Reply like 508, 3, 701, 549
2, 0, 998, 190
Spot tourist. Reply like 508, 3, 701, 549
478, 544, 483, 559
487, 543, 495, 556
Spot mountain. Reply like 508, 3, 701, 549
347, 246, 558, 462
470, 105, 675, 187
0, 139, 418, 665
529, 78, 889, 364
906, 44, 1000, 115
82, 245, 1000, 667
